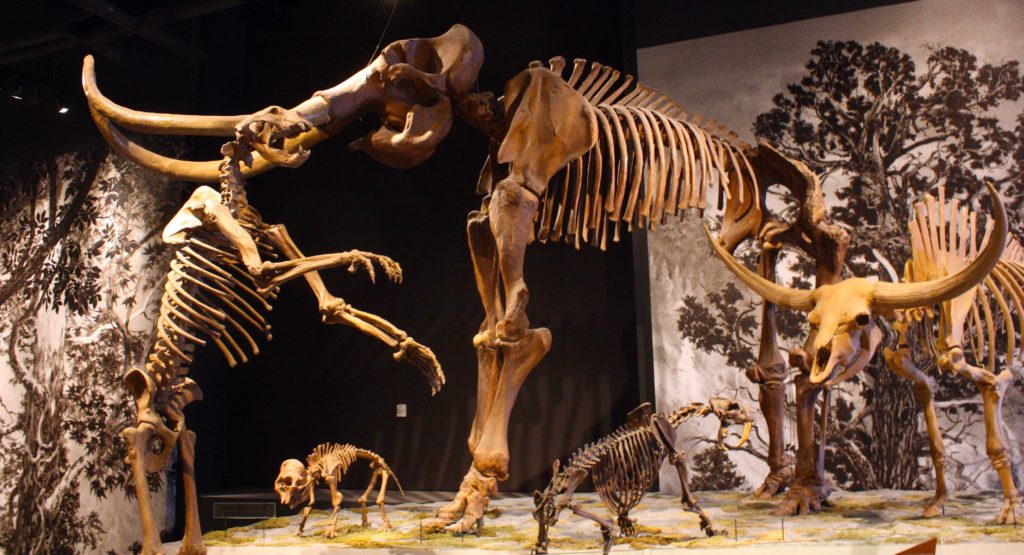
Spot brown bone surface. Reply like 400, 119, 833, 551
886, 187, 1023, 522
431, 56, 770, 532
275, 443, 404, 538
707, 182, 1009, 515
530, 399, 752, 555
715, 142, 849, 505
82, 24, 483, 180
81, 27, 479, 553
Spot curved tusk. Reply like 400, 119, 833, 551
89, 105, 330, 182
83, 55, 245, 136
875, 182, 1007, 310
703, 224, 815, 312
718, 421, 752, 450
732, 421, 753, 448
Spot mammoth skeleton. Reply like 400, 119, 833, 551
83, 24, 483, 555
427, 57, 782, 532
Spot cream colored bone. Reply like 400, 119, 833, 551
705, 182, 1007, 388
81, 24, 483, 182
275, 444, 404, 537
112, 160, 442, 555
886, 186, 1023, 522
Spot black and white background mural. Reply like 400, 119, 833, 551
639, 0, 1024, 494
0, 149, 179, 554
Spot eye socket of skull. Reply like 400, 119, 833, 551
855, 312, 871, 326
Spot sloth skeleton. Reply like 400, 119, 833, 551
118, 151, 442, 555
530, 399, 752, 555
82, 26, 483, 555
275, 443, 403, 538
885, 187, 1023, 523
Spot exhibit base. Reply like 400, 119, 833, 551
168, 490, 1023, 554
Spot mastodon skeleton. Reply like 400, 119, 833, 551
120, 151, 442, 555
275, 443, 404, 537
530, 398, 753, 555
431, 53, 833, 531
82, 25, 485, 555
884, 187, 1023, 522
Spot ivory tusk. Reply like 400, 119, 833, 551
84, 55, 242, 136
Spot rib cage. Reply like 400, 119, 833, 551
904, 186, 1024, 370
535, 57, 759, 250
547, 402, 708, 514
591, 427, 662, 513
147, 227, 274, 385
306, 443, 404, 493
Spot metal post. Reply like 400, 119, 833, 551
734, 518, 738, 541
781, 517, 785, 541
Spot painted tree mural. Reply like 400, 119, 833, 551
678, 41, 1024, 491
0, 149, 179, 554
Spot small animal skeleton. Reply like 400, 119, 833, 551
886, 187, 1023, 522
531, 398, 753, 554
276, 443, 404, 537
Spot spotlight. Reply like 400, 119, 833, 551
57, 96, 69, 114
11, 85, 23, 101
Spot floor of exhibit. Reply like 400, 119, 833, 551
167, 490, 1023, 554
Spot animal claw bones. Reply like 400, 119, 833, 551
708, 182, 1010, 515
83, 26, 483, 555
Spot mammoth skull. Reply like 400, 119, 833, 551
707, 182, 1008, 388
81, 24, 483, 181
274, 459, 311, 509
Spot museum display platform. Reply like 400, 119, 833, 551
170, 490, 1023, 554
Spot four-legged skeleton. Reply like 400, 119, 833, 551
275, 443, 403, 537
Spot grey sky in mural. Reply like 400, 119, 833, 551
638, 0, 1024, 494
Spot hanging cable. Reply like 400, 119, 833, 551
367, 0, 400, 65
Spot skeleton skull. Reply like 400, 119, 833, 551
708, 397, 754, 451
81, 25, 484, 181
275, 459, 311, 509
706, 182, 1007, 389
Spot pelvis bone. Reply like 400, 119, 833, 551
81, 24, 483, 181
123, 368, 203, 472
707, 182, 1008, 387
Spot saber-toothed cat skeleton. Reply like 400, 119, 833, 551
885, 188, 1023, 523
531, 398, 753, 555
83, 25, 484, 555
275, 443, 404, 537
